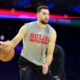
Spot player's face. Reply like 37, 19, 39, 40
37, 9, 50, 24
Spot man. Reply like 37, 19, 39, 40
0, 5, 57, 80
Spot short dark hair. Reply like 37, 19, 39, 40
37, 5, 49, 13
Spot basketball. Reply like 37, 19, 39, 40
0, 44, 15, 62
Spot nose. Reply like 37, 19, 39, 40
46, 15, 49, 19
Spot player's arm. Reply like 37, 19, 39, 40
0, 24, 27, 48
45, 30, 57, 66
10, 24, 27, 48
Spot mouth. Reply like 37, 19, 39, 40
44, 19, 48, 22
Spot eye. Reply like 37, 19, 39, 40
42, 12, 46, 15
42, 12, 50, 16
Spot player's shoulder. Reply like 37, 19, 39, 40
47, 24, 56, 33
24, 21, 36, 26
21, 21, 36, 30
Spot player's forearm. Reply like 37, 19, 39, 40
45, 54, 53, 66
11, 39, 19, 48
11, 34, 23, 48
45, 42, 56, 66
45, 48, 54, 66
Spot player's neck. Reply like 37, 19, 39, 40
36, 21, 47, 29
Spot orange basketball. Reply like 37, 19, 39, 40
0, 44, 15, 62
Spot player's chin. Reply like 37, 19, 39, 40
45, 22, 48, 24
43, 20, 48, 24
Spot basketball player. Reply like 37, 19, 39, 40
0, 5, 57, 80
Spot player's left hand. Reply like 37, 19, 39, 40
42, 64, 49, 75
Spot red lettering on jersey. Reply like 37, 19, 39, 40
30, 33, 35, 39
29, 33, 48, 44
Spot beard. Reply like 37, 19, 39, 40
40, 20, 48, 24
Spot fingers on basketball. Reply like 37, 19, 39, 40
0, 44, 15, 62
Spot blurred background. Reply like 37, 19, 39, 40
0, 0, 80, 80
